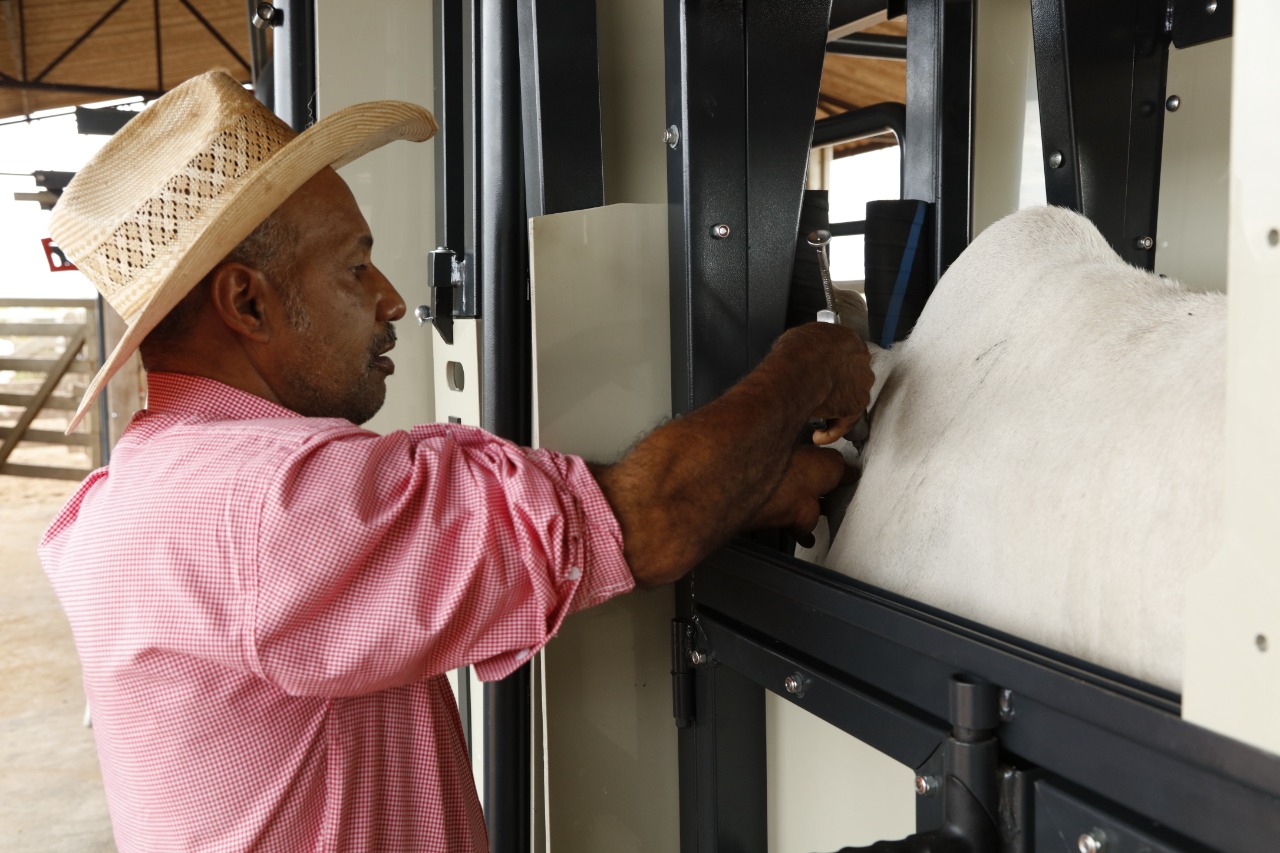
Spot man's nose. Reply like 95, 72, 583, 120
373, 265, 407, 321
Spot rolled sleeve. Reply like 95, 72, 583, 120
250, 422, 634, 696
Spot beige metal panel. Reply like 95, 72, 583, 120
315, 0, 437, 433
1155, 38, 1232, 293
972, 0, 1033, 236
528, 202, 676, 852
598, 0, 667, 204
767, 693, 916, 851
1183, 4, 1280, 754
432, 319, 483, 428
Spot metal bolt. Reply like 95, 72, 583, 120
783, 672, 807, 696
1048, 150, 1065, 169
663, 124, 680, 148
1165, 95, 1181, 112
1078, 830, 1107, 853
689, 650, 708, 666
710, 223, 731, 239
1135, 236, 1155, 250
914, 775, 939, 796
414, 304, 432, 326
1257, 634, 1269, 653
251, 2, 282, 29
1205, 0, 1218, 14
999, 689, 1015, 722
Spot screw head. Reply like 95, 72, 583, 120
414, 304, 432, 326
1078, 830, 1107, 853
1135, 236, 1155, 250
663, 124, 681, 148
710, 223, 731, 239
914, 775, 939, 796
1165, 95, 1182, 112
783, 672, 808, 696
1205, 0, 1218, 14
1048, 150, 1065, 169
688, 649, 708, 666
999, 689, 1015, 721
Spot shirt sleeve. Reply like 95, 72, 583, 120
247, 422, 635, 697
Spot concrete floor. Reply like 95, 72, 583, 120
1, 471, 115, 851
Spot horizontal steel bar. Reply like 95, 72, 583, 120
828, 32, 907, 60
700, 612, 945, 769
813, 101, 905, 148
830, 219, 867, 236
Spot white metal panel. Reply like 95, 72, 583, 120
972, 0, 1033, 236
1183, 1, 1280, 755
1156, 38, 1232, 293
598, 0, 667, 205
315, 0, 437, 433
529, 202, 675, 852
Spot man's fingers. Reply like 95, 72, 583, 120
812, 416, 859, 446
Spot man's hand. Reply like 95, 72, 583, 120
594, 321, 876, 587
746, 445, 853, 547
764, 323, 874, 445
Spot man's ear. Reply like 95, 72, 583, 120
208, 262, 274, 343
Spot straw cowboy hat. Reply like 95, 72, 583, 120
50, 70, 437, 433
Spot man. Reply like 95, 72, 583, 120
40, 72, 873, 852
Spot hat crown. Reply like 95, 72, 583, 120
50, 72, 296, 321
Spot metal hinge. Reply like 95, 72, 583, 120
671, 618, 701, 728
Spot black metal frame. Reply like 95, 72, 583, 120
666, 0, 1279, 850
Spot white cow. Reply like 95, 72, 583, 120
821, 205, 1226, 693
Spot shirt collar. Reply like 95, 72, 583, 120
142, 372, 301, 422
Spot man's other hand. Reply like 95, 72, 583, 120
747, 444, 853, 547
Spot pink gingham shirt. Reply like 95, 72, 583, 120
39, 373, 634, 852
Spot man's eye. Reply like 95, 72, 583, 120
352, 264, 368, 277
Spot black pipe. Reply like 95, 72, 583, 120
812, 101, 906, 148
476, 0, 532, 850
828, 33, 908, 60
273, 0, 316, 131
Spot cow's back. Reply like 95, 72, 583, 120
825, 206, 1226, 692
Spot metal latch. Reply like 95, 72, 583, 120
671, 618, 700, 728
418, 247, 461, 345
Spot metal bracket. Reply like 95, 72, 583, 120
1168, 0, 1231, 49
671, 618, 699, 728
424, 248, 460, 345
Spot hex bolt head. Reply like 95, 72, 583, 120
663, 124, 681, 148
1048, 150, 1065, 169
1078, 830, 1107, 853
914, 775, 939, 796
1135, 236, 1155, 250
711, 223, 731, 239
688, 649, 708, 666
1166, 95, 1182, 112
414, 304, 432, 326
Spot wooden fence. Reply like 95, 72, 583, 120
0, 298, 101, 481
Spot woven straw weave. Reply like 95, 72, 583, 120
72, 109, 294, 321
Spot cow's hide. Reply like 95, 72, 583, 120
821, 205, 1226, 692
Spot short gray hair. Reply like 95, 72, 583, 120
138, 212, 302, 366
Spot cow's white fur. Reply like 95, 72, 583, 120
822, 205, 1226, 692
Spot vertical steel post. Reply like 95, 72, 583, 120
476, 1, 532, 850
